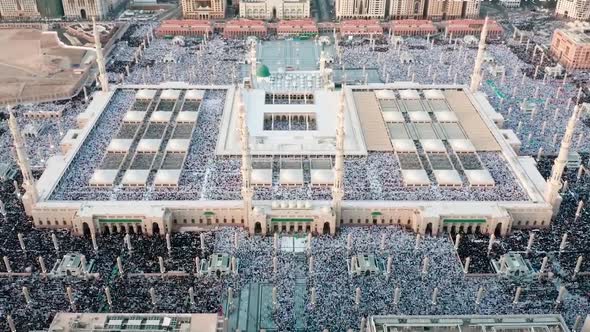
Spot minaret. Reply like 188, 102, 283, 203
545, 105, 581, 215
93, 17, 109, 93
7, 107, 38, 215
332, 90, 345, 227
319, 50, 326, 77
249, 41, 257, 87
238, 90, 254, 228
469, 16, 489, 93
319, 50, 328, 90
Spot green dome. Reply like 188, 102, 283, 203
256, 64, 271, 78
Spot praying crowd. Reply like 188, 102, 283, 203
1, 162, 590, 331
0, 16, 589, 331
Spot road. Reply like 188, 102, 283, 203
313, 0, 333, 22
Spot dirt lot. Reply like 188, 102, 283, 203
0, 29, 92, 105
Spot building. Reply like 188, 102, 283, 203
36, 0, 65, 18
340, 19, 383, 36
424, 0, 479, 20
0, 0, 41, 19
556, 0, 590, 20
223, 19, 267, 38
17, 34, 559, 239
239, 0, 310, 20
47, 313, 225, 331
389, 0, 424, 19
156, 19, 214, 37
27, 79, 554, 238
390, 19, 436, 36
276, 19, 318, 36
444, 19, 503, 39
550, 22, 590, 70
500, 0, 521, 8
181, 0, 225, 19
368, 315, 571, 332
62, 0, 110, 19
335, 0, 386, 19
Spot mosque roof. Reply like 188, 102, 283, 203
256, 64, 271, 78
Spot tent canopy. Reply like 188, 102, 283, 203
311, 169, 334, 185
150, 111, 173, 123
434, 111, 458, 123
399, 89, 420, 100
252, 169, 273, 186
401, 169, 430, 186
122, 170, 150, 186
280, 169, 304, 185
176, 111, 198, 123
107, 139, 133, 153
186, 89, 205, 100
448, 139, 476, 153
124, 111, 147, 123
392, 139, 417, 153
382, 111, 404, 123
465, 169, 495, 186
89, 170, 118, 186
136, 89, 157, 100
161, 89, 181, 100
154, 169, 182, 186
434, 170, 462, 186
423, 89, 445, 99
137, 139, 162, 153
374, 90, 396, 100
421, 139, 446, 153
166, 139, 190, 153
409, 111, 431, 123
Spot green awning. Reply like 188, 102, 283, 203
98, 219, 142, 223
371, 211, 382, 216
271, 218, 313, 223
203, 211, 215, 216
443, 219, 486, 224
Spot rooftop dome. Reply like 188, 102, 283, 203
256, 64, 271, 78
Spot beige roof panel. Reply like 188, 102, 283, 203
353, 91, 393, 151
443, 90, 500, 151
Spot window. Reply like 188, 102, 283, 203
183, 219, 187, 224
173, 219, 178, 224
191, 219, 195, 224
39, 219, 43, 225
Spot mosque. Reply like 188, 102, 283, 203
8, 19, 577, 239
